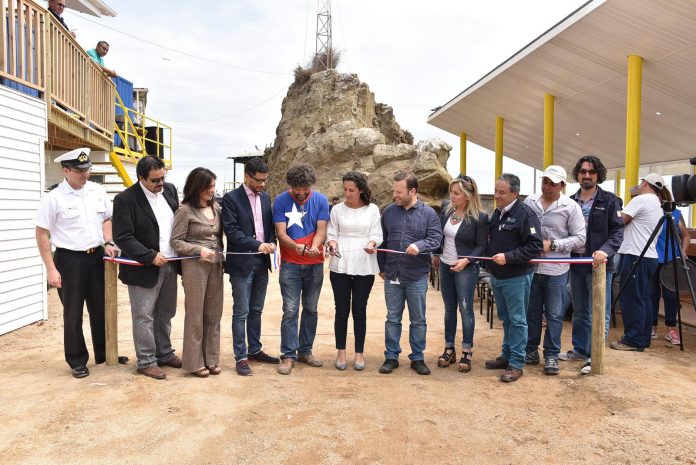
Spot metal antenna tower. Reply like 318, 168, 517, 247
315, 0, 333, 70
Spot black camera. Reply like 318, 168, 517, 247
671, 156, 696, 204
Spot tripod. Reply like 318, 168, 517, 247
612, 201, 696, 351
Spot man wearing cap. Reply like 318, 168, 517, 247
35, 148, 123, 378
523, 165, 586, 375
610, 173, 664, 352
113, 156, 181, 380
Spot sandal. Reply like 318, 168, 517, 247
437, 348, 456, 368
192, 367, 210, 378
459, 351, 472, 373
207, 365, 222, 375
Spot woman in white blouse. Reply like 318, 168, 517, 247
326, 172, 383, 371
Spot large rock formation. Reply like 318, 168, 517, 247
266, 70, 452, 209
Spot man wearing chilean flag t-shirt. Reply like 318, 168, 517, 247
273, 163, 330, 375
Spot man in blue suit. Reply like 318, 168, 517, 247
222, 158, 279, 376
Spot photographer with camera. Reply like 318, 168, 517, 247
610, 173, 664, 352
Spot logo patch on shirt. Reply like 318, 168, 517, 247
530, 227, 537, 234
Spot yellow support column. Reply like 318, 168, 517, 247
495, 117, 504, 179
459, 132, 467, 175
544, 94, 555, 169
624, 55, 643, 202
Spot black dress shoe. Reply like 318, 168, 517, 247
248, 350, 280, 364
484, 357, 509, 370
118, 356, 129, 364
410, 360, 431, 375
72, 366, 90, 378
379, 359, 399, 374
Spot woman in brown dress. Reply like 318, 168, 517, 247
171, 167, 224, 377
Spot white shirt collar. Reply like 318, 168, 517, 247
139, 181, 160, 200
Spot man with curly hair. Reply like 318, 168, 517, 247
273, 163, 330, 375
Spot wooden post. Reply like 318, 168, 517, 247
104, 260, 118, 365
590, 262, 606, 375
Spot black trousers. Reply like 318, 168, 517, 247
54, 248, 106, 368
329, 272, 375, 352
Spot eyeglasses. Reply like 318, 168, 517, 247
148, 176, 165, 184
249, 174, 268, 184
578, 169, 597, 175
299, 204, 306, 221
70, 167, 90, 174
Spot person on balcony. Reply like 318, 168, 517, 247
87, 41, 117, 77
48, 0, 76, 38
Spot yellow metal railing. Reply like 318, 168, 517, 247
113, 90, 173, 169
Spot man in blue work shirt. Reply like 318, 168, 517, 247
484, 173, 543, 383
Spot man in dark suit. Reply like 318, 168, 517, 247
222, 157, 279, 376
113, 156, 181, 380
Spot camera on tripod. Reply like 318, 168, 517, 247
670, 156, 696, 204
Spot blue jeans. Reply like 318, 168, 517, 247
618, 254, 658, 348
526, 272, 568, 358
569, 265, 613, 358
230, 258, 269, 361
384, 276, 428, 361
440, 263, 479, 350
279, 262, 324, 359
490, 273, 532, 370
650, 263, 678, 327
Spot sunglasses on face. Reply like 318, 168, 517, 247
148, 176, 165, 184
578, 169, 597, 175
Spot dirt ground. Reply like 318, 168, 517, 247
1, 267, 696, 465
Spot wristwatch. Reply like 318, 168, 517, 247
550, 240, 557, 251
104, 240, 115, 247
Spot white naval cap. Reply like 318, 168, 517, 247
54, 147, 92, 169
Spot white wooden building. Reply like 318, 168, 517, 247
0, 86, 48, 335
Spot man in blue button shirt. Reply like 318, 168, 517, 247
373, 172, 442, 375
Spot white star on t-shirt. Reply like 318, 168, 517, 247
285, 203, 304, 229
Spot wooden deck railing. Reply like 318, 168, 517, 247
0, 0, 45, 93
1, 0, 115, 149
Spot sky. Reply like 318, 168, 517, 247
63, 0, 591, 194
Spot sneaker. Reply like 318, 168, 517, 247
500, 367, 523, 383
609, 341, 644, 352
277, 358, 295, 375
248, 350, 280, 364
543, 357, 559, 375
236, 360, 253, 376
410, 360, 431, 375
525, 350, 540, 365
297, 353, 323, 367
379, 359, 399, 374
558, 350, 585, 361
580, 360, 591, 375
651, 330, 658, 339
665, 329, 681, 345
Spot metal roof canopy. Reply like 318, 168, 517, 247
64, 0, 116, 17
428, 0, 696, 176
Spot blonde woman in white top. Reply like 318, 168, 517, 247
326, 172, 383, 371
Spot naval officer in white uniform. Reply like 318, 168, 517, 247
35, 148, 126, 378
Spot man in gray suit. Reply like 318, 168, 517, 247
222, 157, 279, 376
113, 156, 181, 380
